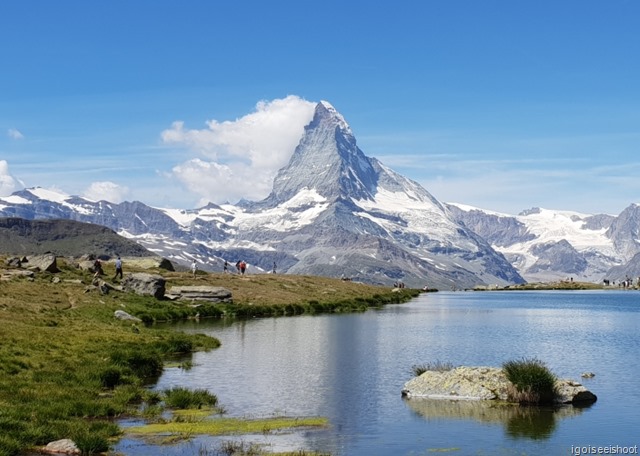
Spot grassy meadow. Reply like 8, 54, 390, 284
0, 257, 418, 455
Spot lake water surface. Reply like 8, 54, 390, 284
116, 290, 640, 455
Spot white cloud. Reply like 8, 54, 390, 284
162, 95, 316, 204
83, 181, 130, 203
0, 160, 23, 196
7, 128, 24, 140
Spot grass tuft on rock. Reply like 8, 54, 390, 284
412, 361, 455, 377
502, 358, 558, 404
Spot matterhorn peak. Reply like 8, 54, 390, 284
262, 102, 377, 206
316, 100, 351, 135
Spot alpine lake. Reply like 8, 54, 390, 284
116, 290, 640, 456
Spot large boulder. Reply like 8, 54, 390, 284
165, 286, 232, 303
121, 273, 166, 299
402, 367, 510, 401
402, 366, 597, 405
120, 256, 175, 271
26, 254, 59, 273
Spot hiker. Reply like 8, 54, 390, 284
92, 259, 103, 285
272, 261, 277, 274
113, 256, 123, 281
235, 260, 241, 274
224, 260, 229, 273
93, 259, 104, 276
240, 261, 247, 275
191, 260, 198, 278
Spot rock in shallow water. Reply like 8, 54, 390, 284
402, 366, 597, 405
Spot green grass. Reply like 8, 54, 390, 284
127, 416, 329, 437
163, 387, 219, 410
502, 358, 558, 404
0, 256, 417, 455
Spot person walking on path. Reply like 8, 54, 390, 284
224, 260, 229, 274
191, 260, 198, 278
113, 256, 123, 281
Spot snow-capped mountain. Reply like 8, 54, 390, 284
7, 101, 639, 287
0, 101, 525, 289
445, 203, 640, 283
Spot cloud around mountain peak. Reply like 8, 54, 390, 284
161, 95, 316, 204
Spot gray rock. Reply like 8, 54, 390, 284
166, 285, 232, 302
114, 310, 142, 322
402, 366, 597, 405
402, 366, 510, 401
555, 379, 598, 404
1, 269, 35, 280
26, 254, 59, 273
121, 272, 166, 299
5, 257, 22, 268
42, 438, 80, 454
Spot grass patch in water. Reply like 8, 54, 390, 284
127, 416, 329, 437
163, 386, 218, 410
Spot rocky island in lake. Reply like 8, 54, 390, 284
402, 366, 597, 405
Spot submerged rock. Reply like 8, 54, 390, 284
402, 366, 597, 405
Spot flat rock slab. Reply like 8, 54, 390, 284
166, 286, 233, 303
402, 366, 597, 405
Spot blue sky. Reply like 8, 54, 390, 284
1, 1, 639, 215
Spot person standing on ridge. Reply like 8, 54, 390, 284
113, 256, 123, 281
191, 260, 198, 278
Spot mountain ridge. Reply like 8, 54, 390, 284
2, 102, 639, 286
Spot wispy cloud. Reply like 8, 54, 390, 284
83, 181, 130, 203
418, 158, 640, 215
7, 128, 24, 140
161, 95, 316, 204
0, 160, 23, 196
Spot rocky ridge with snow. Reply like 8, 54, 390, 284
1, 102, 639, 286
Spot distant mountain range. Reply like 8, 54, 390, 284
1, 101, 639, 288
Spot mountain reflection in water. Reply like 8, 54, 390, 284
403, 398, 592, 440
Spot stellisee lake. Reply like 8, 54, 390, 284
116, 290, 640, 456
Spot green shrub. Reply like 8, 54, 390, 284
98, 366, 126, 389
503, 358, 558, 404
163, 386, 218, 409
110, 349, 163, 379
73, 431, 109, 455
